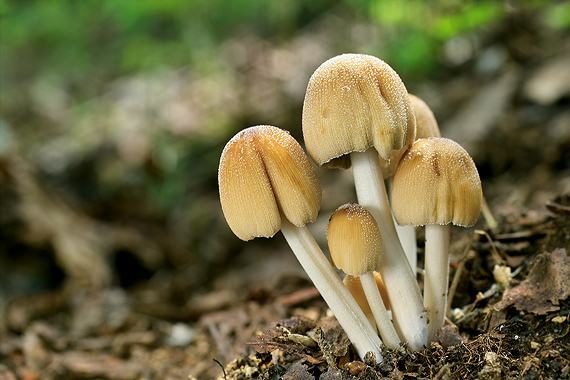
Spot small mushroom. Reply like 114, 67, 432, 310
328, 203, 401, 348
380, 94, 441, 178
343, 275, 376, 331
391, 137, 482, 343
219, 125, 383, 362
409, 94, 441, 138
302, 53, 426, 350
344, 272, 391, 332
382, 94, 442, 273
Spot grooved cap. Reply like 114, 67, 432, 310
218, 125, 322, 241
380, 94, 441, 178
302, 54, 416, 169
391, 138, 482, 227
409, 94, 440, 140
327, 203, 384, 275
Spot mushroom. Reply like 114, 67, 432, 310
380, 94, 441, 178
328, 203, 401, 348
302, 53, 427, 350
381, 94, 442, 273
344, 272, 391, 332
391, 137, 482, 343
343, 275, 376, 331
218, 125, 383, 362
409, 94, 441, 138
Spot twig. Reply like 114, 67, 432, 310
446, 233, 476, 318
494, 230, 544, 240
434, 363, 451, 380
545, 199, 570, 214
278, 286, 320, 307
475, 230, 505, 265
213, 358, 227, 380
481, 196, 498, 231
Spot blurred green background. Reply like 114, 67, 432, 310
1, 3, 569, 378
1, 0, 568, 291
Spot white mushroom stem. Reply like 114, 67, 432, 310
424, 223, 451, 343
280, 217, 384, 362
396, 224, 418, 275
360, 271, 401, 349
386, 180, 418, 272
351, 149, 427, 351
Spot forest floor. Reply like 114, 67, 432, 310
1, 10, 570, 380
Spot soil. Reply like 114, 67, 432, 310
1, 9, 570, 380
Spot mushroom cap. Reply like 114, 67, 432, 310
302, 53, 416, 169
409, 94, 440, 140
391, 137, 482, 227
373, 271, 391, 311
343, 275, 373, 317
218, 125, 322, 241
343, 273, 391, 312
327, 203, 384, 276
380, 94, 441, 178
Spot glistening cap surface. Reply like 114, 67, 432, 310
219, 125, 322, 241
380, 94, 441, 178
327, 203, 384, 276
409, 94, 440, 140
302, 54, 416, 168
391, 137, 482, 227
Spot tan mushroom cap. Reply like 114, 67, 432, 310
343, 275, 373, 318
344, 273, 391, 313
327, 203, 384, 276
381, 94, 441, 178
302, 53, 416, 169
218, 125, 322, 241
373, 271, 391, 311
391, 137, 482, 227
409, 94, 440, 140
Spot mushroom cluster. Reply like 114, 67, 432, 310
218, 54, 483, 363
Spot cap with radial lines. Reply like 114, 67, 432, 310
380, 94, 441, 178
391, 137, 482, 227
327, 203, 384, 276
218, 125, 322, 241
409, 94, 440, 140
302, 53, 416, 169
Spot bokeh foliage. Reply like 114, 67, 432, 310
2, 0, 567, 110
0, 0, 567, 214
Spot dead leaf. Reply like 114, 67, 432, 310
498, 249, 570, 314
282, 362, 315, 380
248, 317, 316, 358
437, 325, 465, 348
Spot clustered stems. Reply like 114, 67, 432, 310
219, 54, 483, 363
359, 271, 401, 349
391, 137, 482, 344
386, 180, 418, 273
327, 202, 401, 349
351, 150, 427, 351
280, 218, 383, 361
